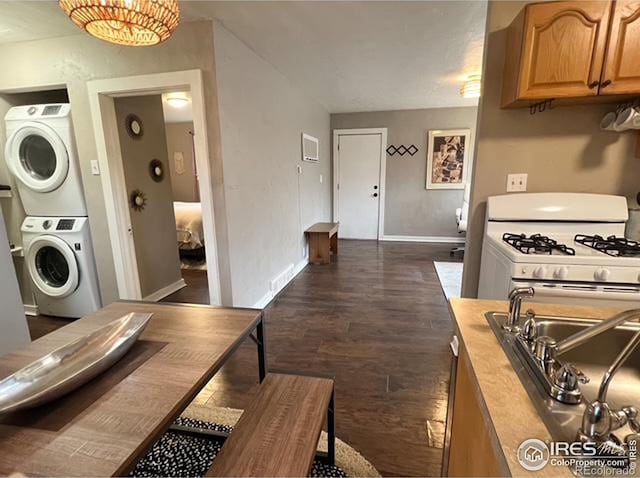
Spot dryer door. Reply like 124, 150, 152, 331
5, 121, 69, 192
27, 235, 79, 298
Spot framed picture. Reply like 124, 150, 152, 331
425, 129, 470, 190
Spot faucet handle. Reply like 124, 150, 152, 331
520, 310, 538, 344
622, 406, 640, 433
555, 362, 589, 392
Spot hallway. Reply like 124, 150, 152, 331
193, 240, 460, 476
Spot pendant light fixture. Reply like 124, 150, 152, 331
59, 0, 180, 47
460, 75, 482, 99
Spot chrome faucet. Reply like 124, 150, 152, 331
530, 309, 640, 405
555, 309, 640, 356
505, 287, 535, 332
578, 327, 640, 447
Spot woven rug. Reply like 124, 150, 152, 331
130, 405, 381, 478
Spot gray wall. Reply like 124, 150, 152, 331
0, 21, 233, 306
331, 107, 478, 237
462, 0, 640, 297
165, 122, 199, 202
213, 21, 332, 307
114, 95, 182, 298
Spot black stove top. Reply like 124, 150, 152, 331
574, 234, 640, 257
502, 233, 576, 255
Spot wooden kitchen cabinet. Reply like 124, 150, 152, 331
445, 345, 505, 477
502, 1, 612, 107
600, 1, 640, 95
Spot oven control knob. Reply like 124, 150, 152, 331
594, 268, 610, 281
554, 266, 569, 280
533, 266, 547, 279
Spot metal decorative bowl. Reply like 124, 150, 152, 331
0, 312, 152, 415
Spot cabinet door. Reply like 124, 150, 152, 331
518, 1, 612, 99
447, 347, 505, 477
600, 1, 640, 95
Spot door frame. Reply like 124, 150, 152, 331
332, 128, 387, 240
87, 69, 222, 305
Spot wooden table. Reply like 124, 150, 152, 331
0, 301, 266, 477
305, 222, 339, 264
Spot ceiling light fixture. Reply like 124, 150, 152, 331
165, 94, 190, 108
460, 75, 482, 99
59, 0, 180, 47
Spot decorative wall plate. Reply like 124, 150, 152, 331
149, 159, 164, 182
0, 312, 152, 414
130, 189, 148, 211
125, 114, 144, 139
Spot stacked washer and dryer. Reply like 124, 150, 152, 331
4, 104, 101, 318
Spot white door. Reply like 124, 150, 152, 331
336, 133, 383, 239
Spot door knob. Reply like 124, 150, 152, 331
373, 193, 378, 197
601, 79, 612, 88
588, 81, 599, 89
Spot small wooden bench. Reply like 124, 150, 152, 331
206, 373, 336, 477
305, 222, 339, 264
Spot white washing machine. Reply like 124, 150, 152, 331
22, 216, 101, 318
5, 104, 87, 216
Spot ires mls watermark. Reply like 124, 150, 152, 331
517, 438, 638, 475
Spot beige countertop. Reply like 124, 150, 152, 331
448, 298, 623, 477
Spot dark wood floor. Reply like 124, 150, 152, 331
163, 269, 210, 304
27, 269, 210, 340
27, 240, 460, 476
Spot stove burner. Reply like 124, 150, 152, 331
575, 235, 640, 257
502, 233, 576, 255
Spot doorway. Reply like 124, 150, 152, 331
87, 70, 221, 305
333, 128, 387, 240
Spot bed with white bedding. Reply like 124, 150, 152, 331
173, 201, 204, 251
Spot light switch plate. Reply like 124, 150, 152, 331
90, 160, 100, 176
507, 173, 527, 192
319, 174, 323, 184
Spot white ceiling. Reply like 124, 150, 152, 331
0, 1, 487, 113
182, 1, 487, 112
0, 1, 78, 44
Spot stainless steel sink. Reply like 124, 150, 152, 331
486, 312, 640, 444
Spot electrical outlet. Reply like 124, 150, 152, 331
507, 173, 527, 192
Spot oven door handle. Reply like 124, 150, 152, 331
531, 284, 640, 300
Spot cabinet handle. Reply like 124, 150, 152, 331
601, 79, 612, 88
588, 81, 599, 89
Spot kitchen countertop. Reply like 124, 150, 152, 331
448, 298, 623, 477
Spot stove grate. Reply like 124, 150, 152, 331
502, 233, 576, 255
574, 234, 640, 257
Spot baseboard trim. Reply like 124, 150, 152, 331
24, 304, 39, 316
381, 235, 465, 244
252, 258, 308, 309
144, 278, 187, 302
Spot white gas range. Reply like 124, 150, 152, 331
478, 193, 640, 307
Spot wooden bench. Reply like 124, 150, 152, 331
305, 222, 339, 264
206, 373, 336, 477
